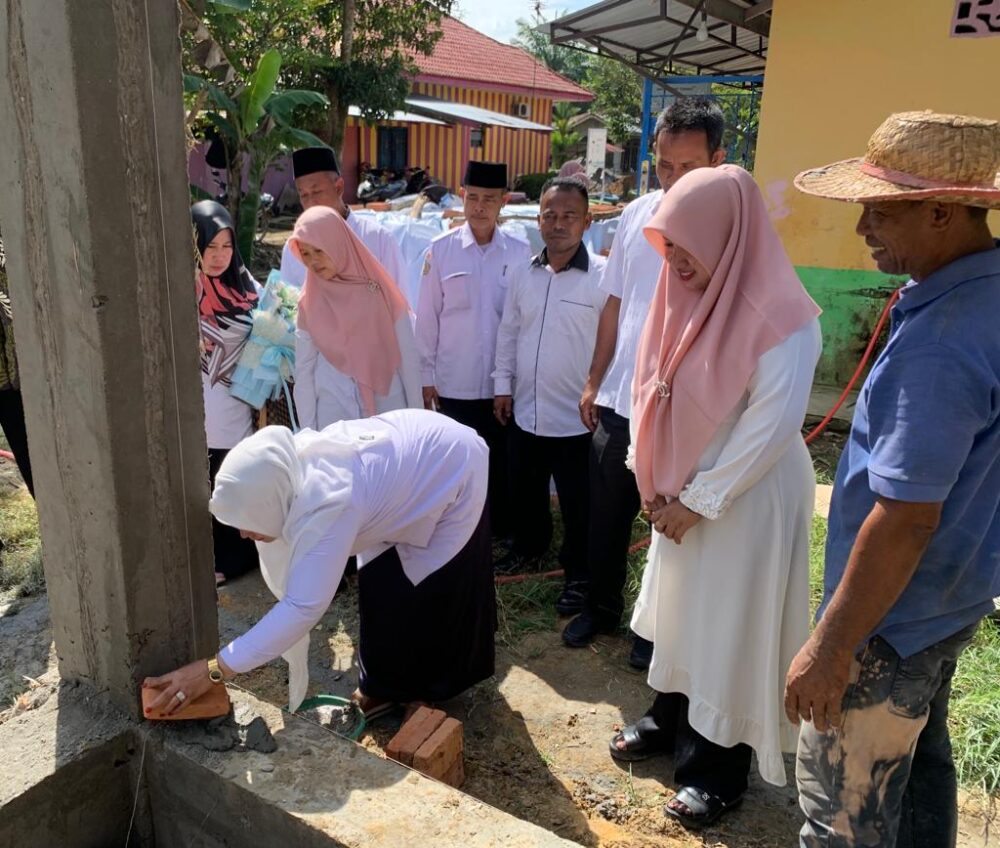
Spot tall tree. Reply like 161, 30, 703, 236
550, 101, 582, 168
582, 56, 642, 146
198, 0, 454, 157
511, 17, 591, 83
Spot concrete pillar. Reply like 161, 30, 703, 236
0, 0, 218, 713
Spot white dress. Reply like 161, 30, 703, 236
293, 314, 423, 429
630, 320, 822, 786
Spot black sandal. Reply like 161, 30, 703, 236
664, 785, 743, 829
608, 716, 672, 762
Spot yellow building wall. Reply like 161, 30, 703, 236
755, 0, 1000, 273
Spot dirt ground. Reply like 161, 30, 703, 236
3, 577, 994, 847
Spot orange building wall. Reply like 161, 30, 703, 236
345, 83, 553, 197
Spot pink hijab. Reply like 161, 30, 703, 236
631, 165, 820, 502
289, 207, 409, 417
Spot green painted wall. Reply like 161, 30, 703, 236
796, 266, 906, 388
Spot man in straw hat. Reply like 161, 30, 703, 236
787, 111, 1000, 847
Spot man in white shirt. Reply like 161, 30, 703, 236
493, 178, 607, 612
416, 161, 532, 541
563, 98, 726, 666
278, 146, 406, 296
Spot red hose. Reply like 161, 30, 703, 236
0, 449, 14, 462
495, 287, 899, 586
804, 288, 900, 445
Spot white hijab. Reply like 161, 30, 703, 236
209, 424, 381, 710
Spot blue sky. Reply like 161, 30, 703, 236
455, 1, 595, 45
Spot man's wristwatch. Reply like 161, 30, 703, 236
207, 656, 225, 684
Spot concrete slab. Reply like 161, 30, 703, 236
808, 385, 858, 425
0, 673, 578, 848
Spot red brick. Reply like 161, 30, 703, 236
439, 756, 465, 789
413, 717, 463, 784
385, 706, 446, 767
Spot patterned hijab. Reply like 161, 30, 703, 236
191, 201, 258, 386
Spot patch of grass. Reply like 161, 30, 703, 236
0, 486, 44, 599
496, 577, 561, 648
950, 621, 1000, 797
809, 514, 827, 618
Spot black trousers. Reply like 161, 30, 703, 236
509, 423, 591, 580
586, 407, 642, 624
208, 448, 259, 579
438, 397, 512, 538
0, 388, 33, 497
646, 692, 752, 803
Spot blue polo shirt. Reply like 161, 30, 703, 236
820, 242, 1000, 658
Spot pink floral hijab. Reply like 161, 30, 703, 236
631, 165, 820, 502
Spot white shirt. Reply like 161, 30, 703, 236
494, 245, 608, 437
594, 189, 666, 419
203, 374, 254, 450
279, 210, 406, 293
221, 409, 489, 673
415, 223, 532, 400
293, 314, 422, 428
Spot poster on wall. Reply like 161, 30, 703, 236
951, 0, 1000, 36
586, 127, 608, 182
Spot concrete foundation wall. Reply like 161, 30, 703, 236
0, 734, 147, 848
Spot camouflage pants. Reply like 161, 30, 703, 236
797, 621, 979, 848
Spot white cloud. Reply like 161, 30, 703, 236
454, 1, 594, 45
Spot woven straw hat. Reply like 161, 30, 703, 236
795, 111, 1000, 209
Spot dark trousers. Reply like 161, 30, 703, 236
509, 423, 591, 580
438, 397, 512, 538
0, 388, 33, 497
647, 692, 753, 803
797, 622, 978, 847
586, 407, 642, 624
357, 505, 496, 703
208, 448, 259, 579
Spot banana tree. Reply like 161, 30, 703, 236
185, 48, 328, 262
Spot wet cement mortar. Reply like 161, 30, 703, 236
2, 584, 995, 847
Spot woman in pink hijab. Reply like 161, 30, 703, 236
609, 165, 821, 828
290, 207, 422, 428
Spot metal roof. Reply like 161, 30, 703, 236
538, 0, 771, 79
348, 105, 447, 126
404, 95, 553, 132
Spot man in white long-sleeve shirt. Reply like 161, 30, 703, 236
415, 161, 531, 541
278, 146, 406, 296
493, 177, 607, 612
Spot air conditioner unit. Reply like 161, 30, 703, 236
513, 102, 530, 118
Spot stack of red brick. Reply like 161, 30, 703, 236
385, 706, 464, 788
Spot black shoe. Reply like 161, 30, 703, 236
629, 635, 654, 670
555, 581, 588, 617
562, 611, 617, 648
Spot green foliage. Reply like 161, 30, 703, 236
510, 19, 642, 152
550, 102, 582, 168
511, 17, 591, 83
513, 171, 557, 201
583, 56, 642, 146
186, 49, 328, 261
195, 0, 454, 150
950, 621, 1000, 796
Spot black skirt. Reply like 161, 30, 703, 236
356, 506, 496, 703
